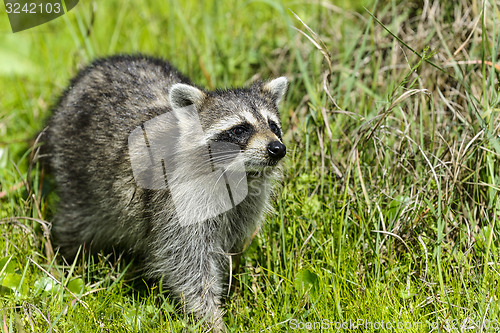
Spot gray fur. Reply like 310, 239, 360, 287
44, 54, 287, 331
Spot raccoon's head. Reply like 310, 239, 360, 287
169, 77, 288, 173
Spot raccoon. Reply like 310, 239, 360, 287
44, 55, 287, 330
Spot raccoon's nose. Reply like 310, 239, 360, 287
267, 141, 286, 159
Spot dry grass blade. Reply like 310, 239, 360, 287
291, 10, 336, 143
371, 230, 416, 263
28, 258, 101, 325
390, 89, 430, 109
290, 9, 332, 71
443, 60, 500, 72
449, 9, 482, 60
364, 88, 430, 144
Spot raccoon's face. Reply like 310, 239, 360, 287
169, 77, 288, 172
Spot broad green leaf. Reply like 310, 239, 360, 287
294, 269, 319, 297
67, 278, 84, 294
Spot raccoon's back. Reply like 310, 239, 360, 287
46, 55, 190, 257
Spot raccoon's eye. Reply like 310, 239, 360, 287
269, 121, 280, 136
231, 126, 247, 136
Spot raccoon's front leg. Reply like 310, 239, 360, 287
178, 245, 227, 331
154, 226, 228, 331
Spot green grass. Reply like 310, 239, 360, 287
1, 0, 500, 331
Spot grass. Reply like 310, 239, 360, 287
1, 0, 500, 331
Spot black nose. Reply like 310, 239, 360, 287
267, 141, 286, 159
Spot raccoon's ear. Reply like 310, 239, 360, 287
169, 84, 206, 109
263, 77, 288, 105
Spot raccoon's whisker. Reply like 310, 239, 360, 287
172, 155, 235, 172
192, 151, 238, 160
206, 154, 241, 163
211, 171, 228, 194
205, 150, 241, 156
185, 160, 235, 175
212, 167, 242, 191
233, 172, 248, 189
198, 148, 240, 155
209, 155, 238, 163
